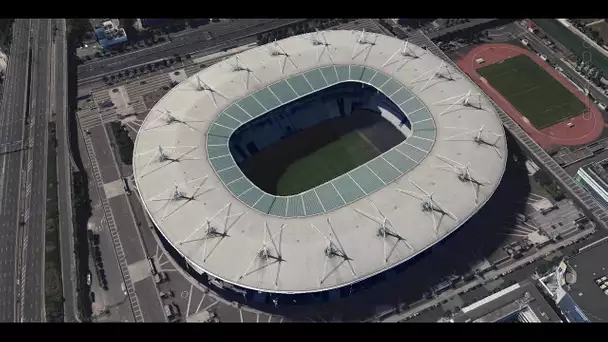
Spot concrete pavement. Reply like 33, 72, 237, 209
54, 19, 78, 322
0, 19, 31, 322
20, 18, 52, 323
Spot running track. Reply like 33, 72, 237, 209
456, 43, 604, 149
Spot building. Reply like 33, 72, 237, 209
575, 158, 608, 209
94, 20, 128, 49
451, 282, 562, 322
538, 261, 591, 323
133, 30, 507, 300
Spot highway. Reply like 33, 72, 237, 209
19, 18, 53, 322
0, 19, 31, 322
77, 19, 305, 81
54, 19, 78, 322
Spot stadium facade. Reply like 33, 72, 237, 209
575, 158, 608, 210
133, 30, 508, 297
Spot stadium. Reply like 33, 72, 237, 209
133, 30, 508, 299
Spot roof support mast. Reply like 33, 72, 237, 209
312, 219, 356, 285
311, 29, 333, 62
382, 40, 419, 67
434, 90, 483, 116
354, 200, 413, 263
195, 76, 228, 108
397, 180, 458, 234
410, 61, 455, 91
238, 222, 285, 287
231, 56, 262, 90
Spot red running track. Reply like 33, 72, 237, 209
456, 43, 604, 150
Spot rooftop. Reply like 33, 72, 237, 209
133, 30, 508, 294
453, 282, 562, 323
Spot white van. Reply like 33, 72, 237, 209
476, 58, 485, 64
540, 54, 548, 62
598, 102, 607, 111
521, 39, 529, 46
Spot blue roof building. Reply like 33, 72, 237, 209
95, 20, 128, 49
555, 288, 590, 323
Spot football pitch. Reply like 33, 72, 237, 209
237, 110, 404, 196
477, 54, 587, 130
276, 131, 379, 196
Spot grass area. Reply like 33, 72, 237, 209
533, 19, 608, 76
478, 54, 587, 129
534, 169, 565, 202
45, 122, 64, 322
109, 121, 134, 165
276, 131, 379, 195
237, 110, 400, 196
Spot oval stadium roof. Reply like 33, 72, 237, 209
133, 30, 508, 294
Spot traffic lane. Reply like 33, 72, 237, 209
108, 195, 147, 264
77, 19, 279, 71
77, 35, 253, 81
133, 278, 165, 322
22, 24, 51, 322
87, 125, 120, 183
77, 19, 268, 71
76, 19, 298, 80
76, 35, 255, 90
55, 24, 77, 321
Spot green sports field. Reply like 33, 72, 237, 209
237, 110, 405, 196
477, 54, 587, 129
276, 131, 379, 195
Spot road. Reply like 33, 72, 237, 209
0, 19, 31, 322
77, 19, 305, 81
54, 19, 78, 322
20, 18, 52, 322
382, 227, 596, 322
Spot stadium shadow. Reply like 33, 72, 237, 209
156, 130, 533, 321
235, 109, 406, 196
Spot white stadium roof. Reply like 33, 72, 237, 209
133, 30, 508, 294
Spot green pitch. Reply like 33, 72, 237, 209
276, 131, 379, 196
477, 54, 587, 130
